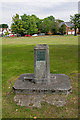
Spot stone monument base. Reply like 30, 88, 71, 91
13, 73, 72, 94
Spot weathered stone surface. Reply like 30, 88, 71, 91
34, 44, 50, 84
14, 94, 67, 108
13, 44, 72, 94
13, 73, 72, 94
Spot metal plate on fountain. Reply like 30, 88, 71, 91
37, 51, 45, 61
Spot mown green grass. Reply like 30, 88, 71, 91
0, 38, 2, 120
2, 35, 78, 118
2, 35, 78, 45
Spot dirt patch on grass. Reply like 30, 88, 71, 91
14, 94, 67, 108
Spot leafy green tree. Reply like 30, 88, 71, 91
5, 31, 9, 35
48, 16, 55, 21
52, 24, 58, 34
0, 24, 8, 28
0, 24, 8, 35
39, 16, 58, 35
27, 15, 38, 35
48, 16, 58, 34
56, 19, 64, 23
11, 13, 64, 36
59, 24, 66, 35
70, 14, 80, 36
75, 14, 80, 33
56, 19, 64, 34
11, 14, 25, 36
40, 18, 50, 34
50, 20, 59, 34
21, 14, 38, 35
31, 15, 42, 32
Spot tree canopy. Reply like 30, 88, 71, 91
21, 14, 38, 35
70, 14, 80, 36
59, 24, 66, 35
11, 14, 25, 36
0, 24, 8, 28
11, 13, 67, 36
39, 16, 58, 35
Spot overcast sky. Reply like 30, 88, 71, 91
0, 0, 79, 28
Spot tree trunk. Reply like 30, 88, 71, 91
17, 33, 18, 37
74, 26, 77, 36
2, 29, 3, 37
78, 25, 80, 32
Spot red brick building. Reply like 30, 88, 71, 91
59, 22, 78, 35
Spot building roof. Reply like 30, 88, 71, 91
59, 22, 74, 27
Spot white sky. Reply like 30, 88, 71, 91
0, 0, 79, 28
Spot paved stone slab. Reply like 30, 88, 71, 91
13, 73, 72, 94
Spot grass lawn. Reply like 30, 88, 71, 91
2, 35, 78, 118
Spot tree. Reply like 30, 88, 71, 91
0, 24, 8, 35
11, 14, 25, 36
5, 31, 9, 35
0, 24, 8, 28
70, 14, 80, 36
31, 15, 42, 32
59, 24, 66, 35
26, 15, 38, 35
56, 19, 64, 23
39, 16, 58, 35
40, 18, 50, 34
48, 16, 58, 34
75, 14, 80, 33
48, 16, 55, 21
21, 14, 38, 35
11, 13, 64, 36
